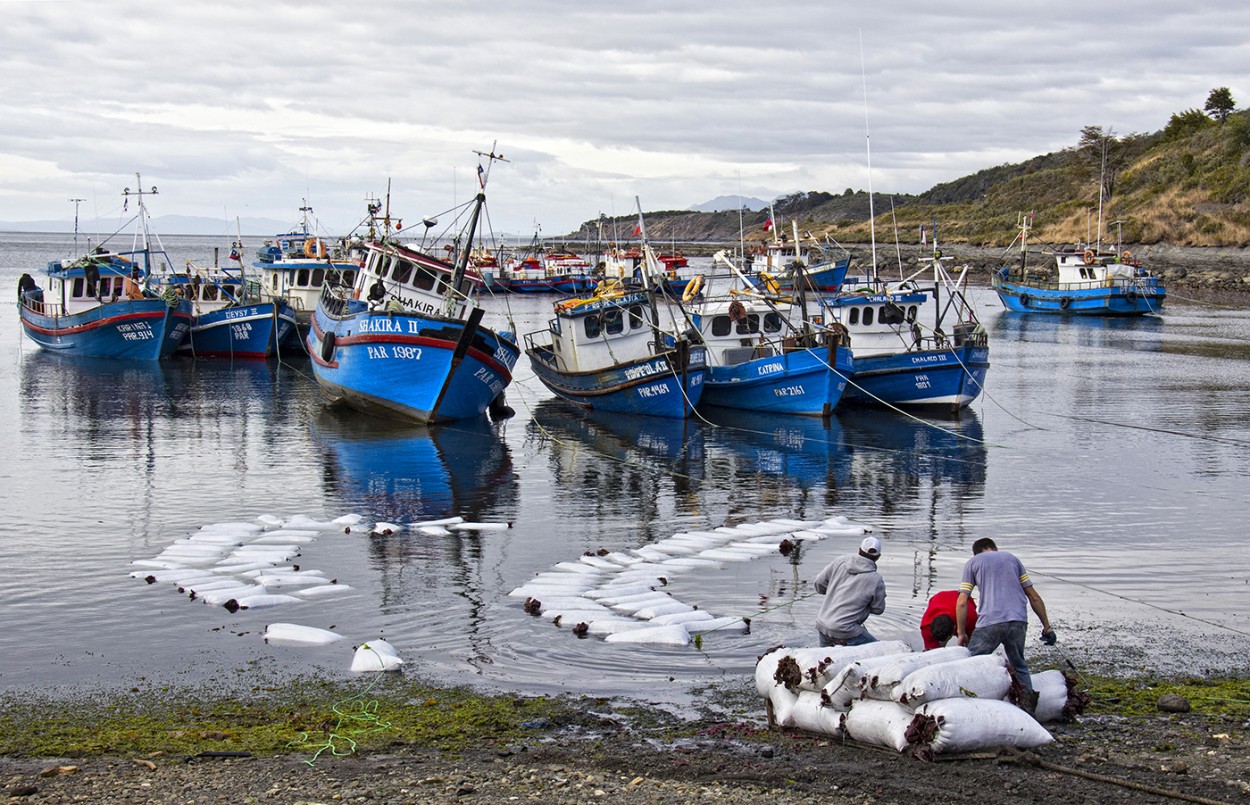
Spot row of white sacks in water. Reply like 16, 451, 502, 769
757, 643, 1083, 754
509, 517, 870, 646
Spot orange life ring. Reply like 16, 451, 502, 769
1082, 249, 1096, 265
681, 274, 703, 303
1121, 250, 1133, 263
304, 238, 325, 259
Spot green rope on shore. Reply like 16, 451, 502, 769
289, 670, 393, 765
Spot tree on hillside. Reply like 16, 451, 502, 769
1077, 125, 1122, 202
1164, 108, 1214, 140
1204, 87, 1235, 122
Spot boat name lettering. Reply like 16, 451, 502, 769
396, 295, 439, 316
636, 383, 671, 398
911, 354, 947, 365
473, 367, 505, 395
223, 308, 257, 320
493, 344, 518, 369
773, 384, 805, 398
357, 318, 405, 334
625, 360, 668, 381
757, 362, 784, 376
117, 322, 155, 341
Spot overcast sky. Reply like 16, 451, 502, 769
2, 1, 1246, 237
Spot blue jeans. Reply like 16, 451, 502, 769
818, 628, 876, 647
968, 620, 1031, 691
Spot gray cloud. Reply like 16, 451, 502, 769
2, 0, 1246, 234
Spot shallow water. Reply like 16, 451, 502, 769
2, 231, 1248, 706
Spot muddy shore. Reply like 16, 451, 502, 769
3, 677, 1248, 805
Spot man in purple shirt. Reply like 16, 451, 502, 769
955, 538, 1055, 713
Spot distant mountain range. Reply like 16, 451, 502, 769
689, 195, 771, 213
0, 215, 295, 237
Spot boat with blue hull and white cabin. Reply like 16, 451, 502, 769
524, 202, 707, 418
820, 246, 989, 413
993, 214, 1165, 316
306, 150, 521, 424
687, 251, 852, 418
165, 259, 298, 359
17, 178, 192, 360
748, 213, 851, 293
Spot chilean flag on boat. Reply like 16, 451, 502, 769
763, 217, 774, 232
477, 164, 485, 188
631, 224, 642, 236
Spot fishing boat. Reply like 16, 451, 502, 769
306, 150, 521, 424
686, 251, 853, 418
17, 178, 192, 360
819, 243, 989, 413
749, 214, 850, 292
252, 203, 361, 330
993, 214, 1166, 315
523, 201, 707, 418
166, 255, 298, 359
498, 239, 596, 294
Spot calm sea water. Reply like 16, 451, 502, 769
2, 231, 1248, 706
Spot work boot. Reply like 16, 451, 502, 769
1022, 689, 1039, 716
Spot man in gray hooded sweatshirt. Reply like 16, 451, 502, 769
813, 537, 886, 646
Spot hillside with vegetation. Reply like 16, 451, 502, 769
584, 90, 1250, 250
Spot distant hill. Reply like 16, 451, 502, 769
690, 195, 771, 213
570, 107, 1250, 248
0, 215, 295, 238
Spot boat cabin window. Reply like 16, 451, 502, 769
72, 278, 85, 297
222, 284, 240, 300
604, 308, 624, 335
297, 268, 311, 287
762, 312, 783, 333
584, 313, 602, 339
391, 261, 413, 285
312, 268, 325, 287
98, 278, 113, 297
628, 304, 645, 330
414, 267, 437, 292
879, 303, 905, 325
203, 285, 219, 302
735, 314, 760, 335
269, 274, 280, 290
862, 307, 874, 326
907, 306, 917, 322
711, 315, 732, 337
848, 308, 860, 325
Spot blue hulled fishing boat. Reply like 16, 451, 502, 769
252, 203, 361, 333
523, 202, 707, 418
165, 261, 298, 359
687, 251, 852, 418
307, 150, 520, 424
993, 214, 1165, 316
17, 177, 192, 360
820, 245, 989, 413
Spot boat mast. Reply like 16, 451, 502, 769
448, 144, 508, 313
69, 197, 84, 254
632, 196, 666, 348
859, 34, 878, 279
122, 172, 158, 274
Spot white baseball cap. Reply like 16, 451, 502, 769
860, 537, 882, 557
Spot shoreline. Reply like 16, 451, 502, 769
3, 673, 1247, 804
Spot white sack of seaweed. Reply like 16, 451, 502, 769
756, 645, 1084, 755
510, 517, 869, 647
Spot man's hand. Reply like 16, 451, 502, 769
957, 632, 970, 647
1041, 628, 1057, 646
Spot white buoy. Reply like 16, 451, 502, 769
350, 639, 404, 672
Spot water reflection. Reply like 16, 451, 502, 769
526, 399, 704, 537
314, 410, 517, 524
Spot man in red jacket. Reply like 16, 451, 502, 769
920, 589, 977, 650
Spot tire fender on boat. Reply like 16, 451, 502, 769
1019, 293, 1031, 307
1126, 289, 1138, 303
321, 331, 337, 363
1059, 296, 1071, 310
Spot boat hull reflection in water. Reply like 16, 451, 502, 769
315, 411, 517, 524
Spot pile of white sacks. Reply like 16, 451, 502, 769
129, 514, 510, 672
756, 642, 1082, 756
509, 517, 869, 646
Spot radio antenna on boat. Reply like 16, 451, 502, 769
859, 32, 877, 278
68, 197, 84, 254
473, 142, 509, 190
